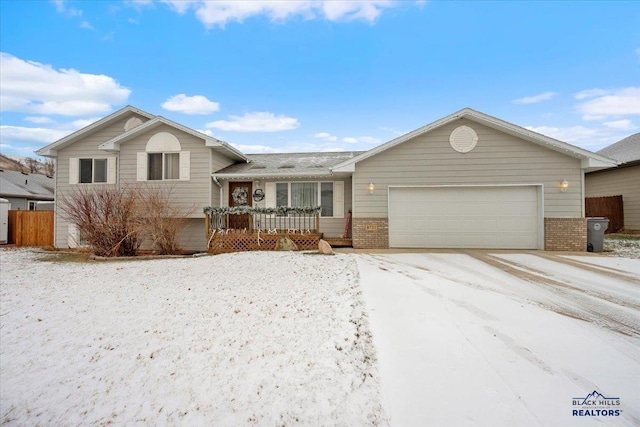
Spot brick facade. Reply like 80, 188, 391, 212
544, 217, 587, 251
352, 217, 389, 249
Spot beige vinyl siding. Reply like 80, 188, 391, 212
118, 124, 213, 218
54, 114, 149, 248
353, 118, 582, 218
4, 197, 26, 211
220, 176, 352, 238
585, 165, 640, 230
210, 153, 235, 208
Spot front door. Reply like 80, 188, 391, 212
228, 181, 253, 230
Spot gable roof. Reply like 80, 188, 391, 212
35, 105, 154, 157
213, 151, 364, 179
331, 108, 618, 173
98, 116, 248, 162
597, 133, 640, 164
0, 169, 54, 199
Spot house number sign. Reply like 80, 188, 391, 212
365, 224, 378, 231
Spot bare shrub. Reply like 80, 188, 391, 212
134, 184, 195, 255
60, 186, 141, 257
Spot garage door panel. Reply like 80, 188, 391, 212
389, 186, 540, 249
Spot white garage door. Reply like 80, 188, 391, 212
389, 186, 540, 249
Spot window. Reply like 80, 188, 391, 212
79, 158, 107, 183
148, 153, 180, 180
276, 183, 288, 207
291, 182, 317, 207
28, 201, 38, 211
139, 132, 189, 182
273, 182, 336, 217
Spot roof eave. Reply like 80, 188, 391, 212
98, 116, 248, 162
36, 105, 154, 157
212, 171, 334, 180
332, 107, 617, 170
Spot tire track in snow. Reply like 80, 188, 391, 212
535, 252, 640, 285
467, 253, 640, 337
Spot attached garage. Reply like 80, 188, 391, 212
388, 185, 542, 249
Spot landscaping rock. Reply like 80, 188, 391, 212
275, 236, 298, 251
318, 239, 334, 255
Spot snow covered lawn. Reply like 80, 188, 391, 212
358, 252, 640, 427
0, 249, 386, 426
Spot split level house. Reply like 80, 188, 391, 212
36, 105, 617, 252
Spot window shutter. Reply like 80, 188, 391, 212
67, 223, 78, 248
69, 158, 78, 184
180, 151, 190, 181
137, 152, 147, 181
334, 181, 344, 218
107, 157, 117, 184
265, 182, 276, 208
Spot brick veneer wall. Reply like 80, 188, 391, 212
352, 218, 389, 249
544, 217, 587, 251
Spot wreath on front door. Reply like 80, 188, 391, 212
232, 187, 249, 205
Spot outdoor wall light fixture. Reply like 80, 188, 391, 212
559, 179, 569, 192
368, 183, 375, 194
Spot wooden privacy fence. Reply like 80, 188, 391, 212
8, 210, 54, 246
585, 195, 623, 233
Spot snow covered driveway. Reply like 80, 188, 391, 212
1, 249, 385, 426
357, 252, 640, 427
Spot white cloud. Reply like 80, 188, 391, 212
147, 0, 396, 28
575, 87, 640, 117
207, 112, 299, 132
80, 21, 95, 30
51, 0, 82, 17
525, 125, 599, 143
603, 119, 637, 130
24, 116, 55, 124
0, 125, 72, 143
343, 136, 380, 144
574, 88, 609, 100
0, 52, 131, 116
71, 117, 100, 128
512, 91, 558, 105
230, 143, 280, 154
161, 94, 220, 115
196, 129, 214, 137
313, 132, 337, 142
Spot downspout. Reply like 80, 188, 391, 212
581, 169, 585, 217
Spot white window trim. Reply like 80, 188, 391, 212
69, 157, 116, 184
137, 130, 190, 182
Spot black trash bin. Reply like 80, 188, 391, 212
587, 217, 609, 252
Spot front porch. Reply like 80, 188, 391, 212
204, 206, 349, 254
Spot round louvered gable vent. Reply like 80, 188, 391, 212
124, 117, 143, 132
449, 125, 478, 153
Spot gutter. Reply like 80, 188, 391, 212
212, 171, 335, 180
212, 176, 222, 188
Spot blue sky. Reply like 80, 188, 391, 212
1, 0, 638, 157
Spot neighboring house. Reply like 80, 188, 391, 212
0, 169, 55, 211
36, 105, 616, 252
585, 133, 640, 231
